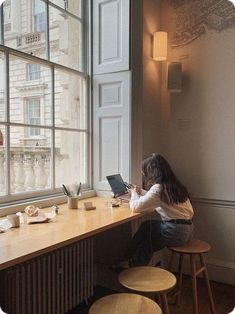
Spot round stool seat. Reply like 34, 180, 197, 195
169, 240, 211, 254
118, 266, 176, 293
89, 293, 162, 314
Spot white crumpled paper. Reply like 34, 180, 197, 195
0, 219, 12, 232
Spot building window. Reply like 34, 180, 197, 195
27, 64, 41, 80
64, 0, 69, 10
26, 98, 41, 136
33, 0, 46, 32
0, 0, 90, 205
3, 0, 11, 32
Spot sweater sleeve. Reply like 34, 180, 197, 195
129, 185, 162, 213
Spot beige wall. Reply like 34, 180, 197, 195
141, 0, 235, 284
161, 1, 235, 200
142, 0, 163, 158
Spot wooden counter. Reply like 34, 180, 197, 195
0, 197, 144, 271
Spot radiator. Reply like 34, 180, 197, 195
0, 238, 94, 314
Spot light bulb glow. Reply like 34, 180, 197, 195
153, 31, 168, 61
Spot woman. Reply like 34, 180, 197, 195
127, 153, 194, 266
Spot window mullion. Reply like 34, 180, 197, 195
45, 0, 50, 60
5, 51, 10, 195
0, 4, 4, 45
81, 0, 90, 74
51, 65, 55, 189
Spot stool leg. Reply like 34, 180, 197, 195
199, 254, 216, 314
168, 251, 176, 271
176, 253, 184, 306
160, 293, 170, 314
190, 254, 199, 314
155, 294, 163, 308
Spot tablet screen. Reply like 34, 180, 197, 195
106, 174, 128, 196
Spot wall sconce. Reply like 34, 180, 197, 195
153, 31, 168, 61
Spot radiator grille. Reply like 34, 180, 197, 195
0, 238, 94, 314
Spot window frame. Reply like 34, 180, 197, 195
25, 97, 41, 137
0, 0, 92, 207
33, 0, 47, 33
27, 63, 41, 81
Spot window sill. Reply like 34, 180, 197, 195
0, 190, 96, 217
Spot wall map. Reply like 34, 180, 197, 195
168, 0, 235, 47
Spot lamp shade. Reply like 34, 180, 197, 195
153, 31, 168, 61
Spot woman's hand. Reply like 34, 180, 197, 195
130, 184, 142, 195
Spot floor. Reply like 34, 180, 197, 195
68, 275, 235, 314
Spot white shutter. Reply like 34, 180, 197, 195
93, 0, 130, 75
93, 71, 130, 191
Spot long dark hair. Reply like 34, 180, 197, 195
142, 154, 189, 205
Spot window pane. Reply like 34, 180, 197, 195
3, 0, 11, 33
0, 125, 6, 196
50, 0, 82, 18
9, 55, 52, 126
55, 130, 87, 188
10, 126, 52, 193
49, 5, 82, 71
0, 53, 5, 122
3, 0, 46, 59
27, 64, 41, 80
55, 69, 87, 129
34, 0, 46, 32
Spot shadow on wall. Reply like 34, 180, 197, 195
158, 0, 235, 201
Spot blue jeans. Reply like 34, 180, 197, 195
127, 220, 194, 266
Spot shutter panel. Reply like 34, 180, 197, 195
93, 71, 130, 191
93, 0, 130, 74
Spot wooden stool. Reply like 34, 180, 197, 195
118, 266, 176, 314
89, 293, 162, 314
168, 239, 216, 314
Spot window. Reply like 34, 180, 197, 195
26, 98, 41, 136
27, 64, 41, 80
33, 0, 46, 32
0, 0, 90, 205
3, 0, 11, 32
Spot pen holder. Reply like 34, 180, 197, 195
7, 214, 20, 228
67, 197, 78, 209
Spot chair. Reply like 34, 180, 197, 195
118, 266, 176, 314
168, 239, 216, 314
89, 293, 162, 314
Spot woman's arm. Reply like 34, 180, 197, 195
129, 185, 162, 213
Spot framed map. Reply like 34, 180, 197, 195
168, 0, 235, 47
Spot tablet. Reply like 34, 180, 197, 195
106, 174, 129, 197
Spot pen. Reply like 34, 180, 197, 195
77, 182, 82, 196
62, 184, 71, 197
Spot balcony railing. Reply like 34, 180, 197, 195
0, 146, 63, 194
16, 32, 45, 47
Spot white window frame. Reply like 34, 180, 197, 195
27, 63, 41, 81
3, 0, 11, 33
0, 0, 92, 207
33, 0, 47, 33
25, 97, 41, 137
